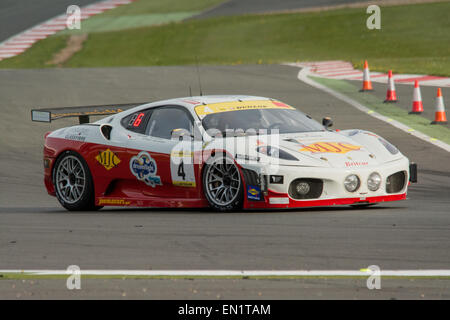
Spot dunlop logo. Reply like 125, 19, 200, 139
96, 149, 120, 170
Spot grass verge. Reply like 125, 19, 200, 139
311, 76, 450, 145
0, 1, 449, 73
100, 0, 225, 15
58, 0, 225, 35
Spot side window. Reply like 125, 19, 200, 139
146, 107, 193, 140
121, 110, 152, 134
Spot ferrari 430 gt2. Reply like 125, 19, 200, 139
32, 95, 417, 211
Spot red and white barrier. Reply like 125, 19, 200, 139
288, 60, 450, 88
0, 0, 135, 61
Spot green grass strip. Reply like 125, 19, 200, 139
311, 76, 450, 145
1, 1, 450, 72
100, 0, 224, 15
59, 0, 225, 34
59, 13, 198, 34
0, 35, 68, 69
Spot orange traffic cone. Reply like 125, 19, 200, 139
384, 70, 397, 103
360, 60, 373, 92
431, 88, 447, 124
409, 80, 423, 114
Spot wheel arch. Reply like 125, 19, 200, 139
200, 149, 246, 211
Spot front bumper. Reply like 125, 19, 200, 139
246, 191, 406, 209
242, 157, 411, 209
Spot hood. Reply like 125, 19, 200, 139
278, 131, 380, 168
206, 130, 404, 168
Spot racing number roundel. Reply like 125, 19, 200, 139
170, 150, 196, 187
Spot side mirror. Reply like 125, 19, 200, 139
171, 128, 193, 141
322, 117, 333, 129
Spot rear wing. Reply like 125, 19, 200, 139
31, 102, 148, 124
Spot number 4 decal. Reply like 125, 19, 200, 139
170, 151, 196, 187
177, 161, 186, 180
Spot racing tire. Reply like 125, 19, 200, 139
53, 150, 100, 211
202, 154, 244, 212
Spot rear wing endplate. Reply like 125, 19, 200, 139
31, 102, 148, 124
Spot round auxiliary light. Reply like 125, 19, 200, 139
344, 174, 360, 192
367, 172, 382, 191
296, 181, 311, 195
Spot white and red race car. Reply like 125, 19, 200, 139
32, 95, 417, 211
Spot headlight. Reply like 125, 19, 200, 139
344, 174, 360, 192
256, 146, 298, 161
367, 172, 381, 191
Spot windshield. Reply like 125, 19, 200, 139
201, 108, 325, 136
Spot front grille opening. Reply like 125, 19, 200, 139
288, 178, 323, 200
386, 171, 406, 194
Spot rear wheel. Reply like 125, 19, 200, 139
53, 151, 100, 211
202, 154, 244, 212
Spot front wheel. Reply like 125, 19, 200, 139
202, 154, 244, 212
53, 150, 100, 211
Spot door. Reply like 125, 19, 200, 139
126, 105, 201, 199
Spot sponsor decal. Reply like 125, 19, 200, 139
345, 161, 369, 167
195, 100, 294, 118
170, 151, 194, 157
98, 198, 131, 206
130, 151, 162, 187
65, 135, 86, 141
96, 149, 121, 170
182, 99, 200, 105
300, 142, 361, 154
247, 185, 261, 201
269, 197, 290, 204
271, 101, 291, 108
64, 127, 89, 142
173, 181, 196, 187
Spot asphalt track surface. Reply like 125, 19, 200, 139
0, 65, 449, 298
0, 0, 100, 43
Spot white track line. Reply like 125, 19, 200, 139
1, 269, 450, 277
288, 65, 450, 153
